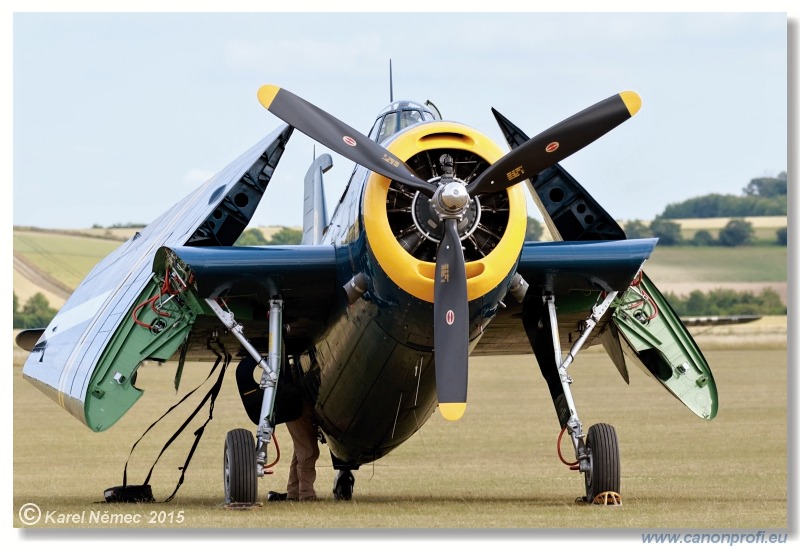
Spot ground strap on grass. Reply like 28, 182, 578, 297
105, 338, 231, 504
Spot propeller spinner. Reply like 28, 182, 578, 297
257, 84, 641, 421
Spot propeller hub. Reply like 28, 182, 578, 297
432, 179, 470, 220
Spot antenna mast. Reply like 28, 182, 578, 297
389, 59, 394, 102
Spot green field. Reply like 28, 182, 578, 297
13, 344, 787, 530
645, 246, 787, 283
12, 228, 788, 305
13, 230, 121, 291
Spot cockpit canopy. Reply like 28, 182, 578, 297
368, 100, 441, 144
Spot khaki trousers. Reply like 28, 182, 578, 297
285, 400, 319, 500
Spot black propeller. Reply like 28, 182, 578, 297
257, 84, 641, 422
466, 91, 641, 195
257, 85, 436, 196
433, 218, 469, 421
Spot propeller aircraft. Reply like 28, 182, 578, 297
18, 81, 717, 506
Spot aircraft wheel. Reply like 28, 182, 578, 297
224, 428, 258, 504
332, 469, 355, 501
584, 423, 620, 503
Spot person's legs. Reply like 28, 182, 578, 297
286, 401, 319, 500
286, 452, 300, 500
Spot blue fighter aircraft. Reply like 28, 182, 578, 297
19, 82, 717, 505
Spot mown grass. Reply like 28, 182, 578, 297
13, 345, 787, 531
11, 226, 789, 535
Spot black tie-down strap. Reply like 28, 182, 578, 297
104, 339, 231, 503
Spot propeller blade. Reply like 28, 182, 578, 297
467, 91, 641, 195
433, 218, 469, 421
257, 85, 434, 195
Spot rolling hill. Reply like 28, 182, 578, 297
13, 222, 788, 312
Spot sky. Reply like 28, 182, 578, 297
9, 6, 791, 231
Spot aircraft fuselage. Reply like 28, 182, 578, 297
297, 120, 527, 465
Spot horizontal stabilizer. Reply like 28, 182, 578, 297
15, 328, 45, 352
681, 315, 761, 327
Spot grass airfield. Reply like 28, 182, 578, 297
11, 226, 789, 534
13, 329, 787, 530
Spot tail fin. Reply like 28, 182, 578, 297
301, 154, 332, 245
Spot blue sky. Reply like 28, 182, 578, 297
10, 8, 790, 230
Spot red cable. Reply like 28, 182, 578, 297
557, 426, 580, 467
132, 296, 157, 329
265, 432, 281, 469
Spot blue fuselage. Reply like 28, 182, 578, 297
300, 164, 515, 464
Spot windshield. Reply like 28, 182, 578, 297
368, 101, 439, 143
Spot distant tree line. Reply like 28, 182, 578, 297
13, 292, 58, 329
624, 217, 786, 247
660, 172, 787, 219
234, 221, 548, 246
235, 227, 303, 246
526, 217, 543, 241
664, 288, 786, 317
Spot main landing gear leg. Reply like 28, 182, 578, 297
207, 298, 284, 506
528, 292, 622, 506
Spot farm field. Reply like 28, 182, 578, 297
644, 246, 787, 303
12, 226, 790, 309
669, 216, 786, 243
13, 230, 121, 308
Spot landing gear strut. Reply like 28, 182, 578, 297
540, 292, 622, 505
208, 297, 284, 505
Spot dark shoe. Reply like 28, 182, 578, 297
300, 495, 319, 502
267, 491, 288, 502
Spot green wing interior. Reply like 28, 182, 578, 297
82, 244, 342, 431
608, 272, 718, 420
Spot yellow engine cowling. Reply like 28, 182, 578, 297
363, 121, 528, 303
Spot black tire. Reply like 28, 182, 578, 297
332, 470, 355, 501
584, 423, 620, 502
224, 428, 258, 504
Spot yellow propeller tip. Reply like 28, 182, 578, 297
257, 85, 280, 109
620, 91, 642, 117
439, 402, 467, 422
